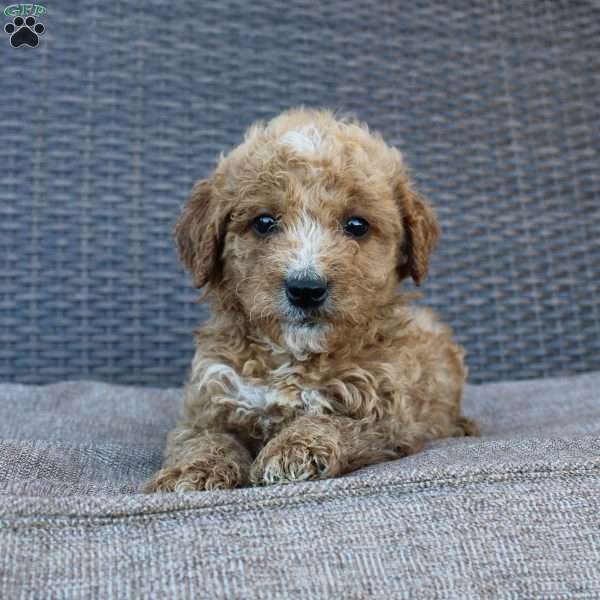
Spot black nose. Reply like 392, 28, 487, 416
285, 276, 328, 309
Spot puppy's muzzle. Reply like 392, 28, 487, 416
285, 275, 328, 310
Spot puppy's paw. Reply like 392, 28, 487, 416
452, 416, 480, 437
250, 434, 340, 486
144, 456, 248, 493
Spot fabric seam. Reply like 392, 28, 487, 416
2, 463, 600, 527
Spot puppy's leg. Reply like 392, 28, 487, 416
144, 424, 252, 493
451, 415, 480, 437
250, 415, 424, 486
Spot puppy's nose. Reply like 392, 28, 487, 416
285, 276, 328, 309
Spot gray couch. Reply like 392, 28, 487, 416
1, 1, 599, 598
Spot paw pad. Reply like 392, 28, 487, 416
4, 16, 45, 48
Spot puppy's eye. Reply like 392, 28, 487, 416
252, 214, 279, 236
343, 216, 369, 238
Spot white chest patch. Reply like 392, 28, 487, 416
299, 389, 333, 414
280, 124, 322, 155
192, 361, 329, 415
195, 362, 280, 410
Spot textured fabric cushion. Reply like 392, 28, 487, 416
1, 374, 600, 598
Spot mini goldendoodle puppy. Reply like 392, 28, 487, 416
145, 108, 478, 492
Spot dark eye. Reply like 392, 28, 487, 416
252, 214, 279, 236
343, 216, 369, 238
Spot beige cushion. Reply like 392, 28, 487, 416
1, 373, 600, 598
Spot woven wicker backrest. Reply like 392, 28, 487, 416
1, 1, 599, 385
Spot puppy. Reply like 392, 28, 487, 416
145, 108, 478, 492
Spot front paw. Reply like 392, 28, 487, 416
144, 455, 248, 493
250, 432, 339, 486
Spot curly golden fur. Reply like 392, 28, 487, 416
145, 108, 478, 493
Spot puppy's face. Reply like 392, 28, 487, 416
176, 111, 439, 351
224, 169, 400, 334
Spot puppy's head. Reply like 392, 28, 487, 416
176, 109, 439, 352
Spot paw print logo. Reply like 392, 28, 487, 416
4, 15, 45, 47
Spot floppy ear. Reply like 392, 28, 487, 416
395, 182, 440, 286
174, 178, 223, 288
